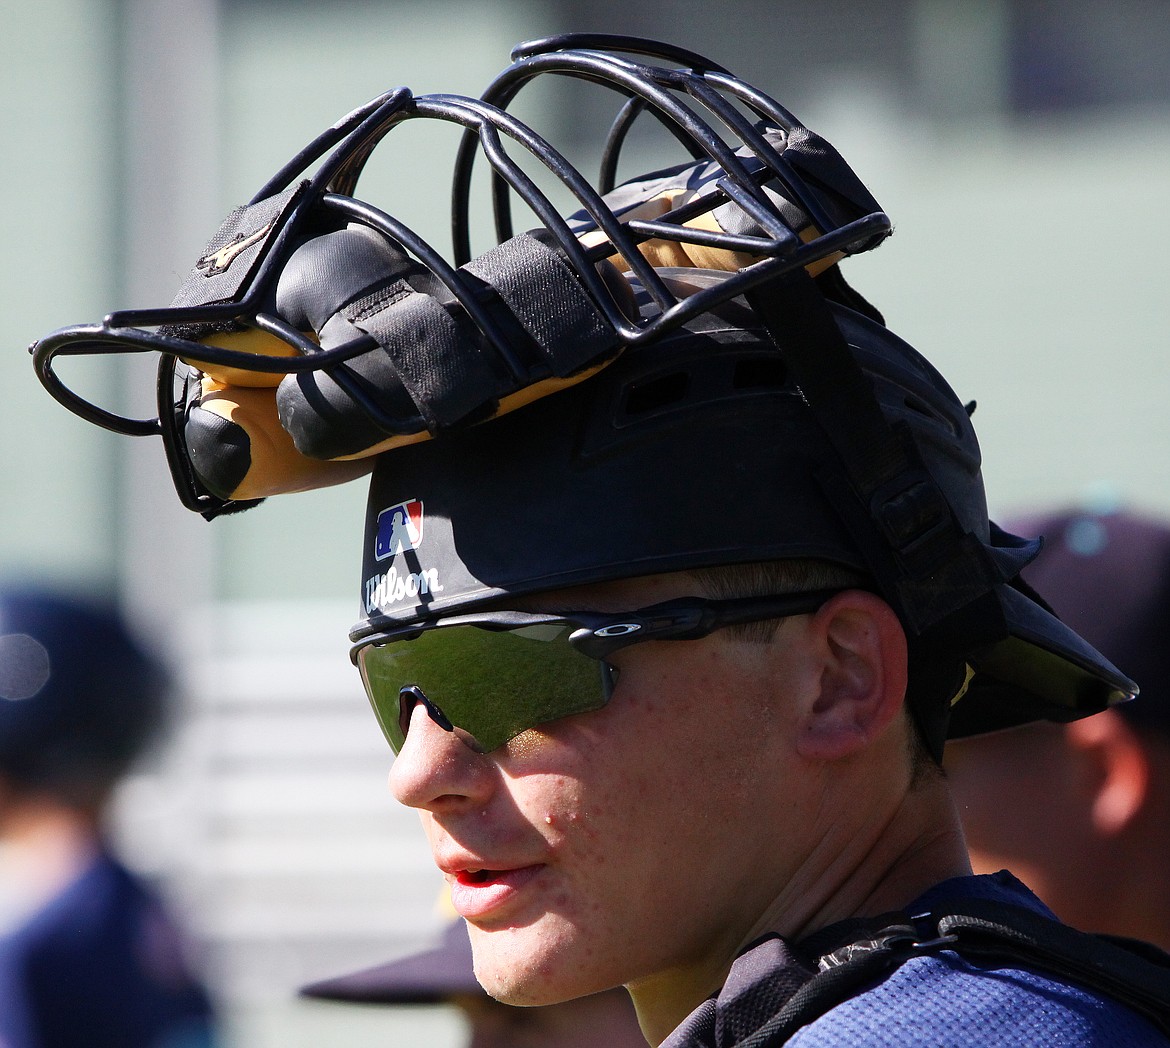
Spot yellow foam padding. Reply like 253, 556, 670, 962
329, 358, 617, 461
185, 215, 840, 498
581, 191, 843, 278
183, 328, 309, 388
191, 362, 616, 499
197, 379, 375, 499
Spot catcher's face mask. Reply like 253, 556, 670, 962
30, 33, 889, 518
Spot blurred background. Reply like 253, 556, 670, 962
1, 1, 1168, 1044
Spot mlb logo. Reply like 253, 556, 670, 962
374, 499, 425, 561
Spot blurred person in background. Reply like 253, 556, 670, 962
946, 507, 1170, 950
301, 916, 646, 1048
0, 584, 218, 1048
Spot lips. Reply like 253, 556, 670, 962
447, 864, 543, 920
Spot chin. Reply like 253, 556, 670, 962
469, 920, 612, 1007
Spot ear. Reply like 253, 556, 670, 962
795, 590, 909, 762
1064, 710, 1150, 836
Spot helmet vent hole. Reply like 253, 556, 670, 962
733, 357, 788, 390
623, 371, 690, 415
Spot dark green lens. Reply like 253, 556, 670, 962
358, 621, 609, 753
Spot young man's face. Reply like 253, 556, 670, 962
388, 571, 827, 1010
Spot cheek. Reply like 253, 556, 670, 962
493, 739, 609, 864
521, 638, 789, 846
504, 731, 664, 897
553, 694, 753, 860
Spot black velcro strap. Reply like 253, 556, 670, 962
342, 233, 618, 433
463, 233, 618, 378
744, 271, 1000, 636
344, 280, 500, 431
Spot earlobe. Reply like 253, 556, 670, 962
796, 592, 909, 762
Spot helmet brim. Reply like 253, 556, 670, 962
953, 582, 1138, 738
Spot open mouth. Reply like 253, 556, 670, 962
446, 864, 542, 918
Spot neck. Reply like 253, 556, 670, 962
628, 768, 970, 1046
785, 772, 972, 938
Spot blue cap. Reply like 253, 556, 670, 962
0, 585, 168, 792
300, 920, 481, 1004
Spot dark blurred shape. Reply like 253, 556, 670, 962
0, 586, 167, 799
0, 583, 218, 1048
1009, 3, 1170, 113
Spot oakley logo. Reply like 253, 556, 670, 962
375, 499, 425, 561
196, 219, 276, 276
593, 623, 642, 638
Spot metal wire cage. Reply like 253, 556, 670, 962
30, 33, 891, 516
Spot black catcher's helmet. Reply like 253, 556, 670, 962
30, 35, 1135, 754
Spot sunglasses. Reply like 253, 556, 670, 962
350, 589, 843, 755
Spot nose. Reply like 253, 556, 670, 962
389, 697, 495, 813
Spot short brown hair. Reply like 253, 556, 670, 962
686, 559, 944, 784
